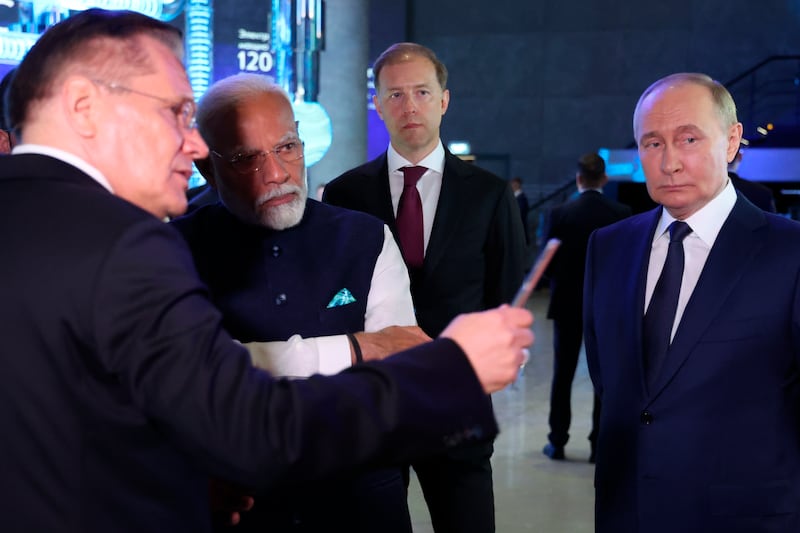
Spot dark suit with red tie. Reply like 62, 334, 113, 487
324, 148, 527, 533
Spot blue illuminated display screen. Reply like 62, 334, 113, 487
0, 1, 332, 176
0, 1, 274, 97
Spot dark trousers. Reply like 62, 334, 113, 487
548, 317, 600, 448
406, 441, 495, 533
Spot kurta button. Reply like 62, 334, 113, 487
640, 411, 653, 424
275, 293, 287, 305
272, 245, 281, 257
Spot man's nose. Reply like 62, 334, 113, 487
184, 128, 209, 159
660, 145, 682, 175
402, 94, 418, 115
258, 151, 290, 184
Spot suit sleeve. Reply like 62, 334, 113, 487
92, 220, 496, 488
583, 231, 602, 398
483, 184, 527, 307
541, 206, 559, 278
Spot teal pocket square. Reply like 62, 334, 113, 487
327, 288, 356, 308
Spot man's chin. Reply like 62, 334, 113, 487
169, 199, 189, 218
259, 200, 305, 230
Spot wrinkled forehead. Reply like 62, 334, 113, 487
634, 82, 715, 135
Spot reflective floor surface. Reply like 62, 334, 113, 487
408, 289, 596, 532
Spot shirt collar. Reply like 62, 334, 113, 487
387, 140, 445, 175
12, 144, 114, 193
653, 178, 737, 248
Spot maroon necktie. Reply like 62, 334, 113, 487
397, 166, 426, 269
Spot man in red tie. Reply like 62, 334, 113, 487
324, 42, 527, 533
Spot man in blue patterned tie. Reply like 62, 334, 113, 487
171, 73, 427, 532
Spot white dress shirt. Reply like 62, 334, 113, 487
644, 179, 737, 340
386, 141, 445, 253
245, 225, 417, 377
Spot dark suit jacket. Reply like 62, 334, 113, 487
584, 196, 800, 533
729, 171, 776, 212
0, 154, 499, 533
515, 190, 530, 243
324, 149, 527, 336
544, 190, 631, 321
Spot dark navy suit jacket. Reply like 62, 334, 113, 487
172, 200, 411, 532
584, 196, 800, 532
0, 154, 498, 533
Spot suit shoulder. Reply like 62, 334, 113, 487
764, 211, 800, 235
308, 199, 385, 231
593, 210, 653, 240
327, 156, 385, 187
169, 203, 229, 241
601, 195, 633, 216
449, 155, 504, 183
446, 157, 511, 198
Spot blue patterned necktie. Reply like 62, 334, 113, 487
643, 221, 692, 387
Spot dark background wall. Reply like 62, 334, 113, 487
393, 0, 800, 198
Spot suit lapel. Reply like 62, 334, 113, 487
422, 151, 468, 275
649, 197, 767, 397
366, 154, 397, 231
630, 209, 663, 394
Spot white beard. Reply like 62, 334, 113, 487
255, 180, 308, 230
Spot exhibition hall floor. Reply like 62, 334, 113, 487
408, 289, 596, 532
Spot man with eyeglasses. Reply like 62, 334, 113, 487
171, 73, 425, 532
0, 9, 534, 533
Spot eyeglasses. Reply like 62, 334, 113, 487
92, 79, 198, 131
211, 141, 305, 174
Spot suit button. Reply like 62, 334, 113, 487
275, 293, 287, 305
272, 245, 281, 257
640, 411, 653, 425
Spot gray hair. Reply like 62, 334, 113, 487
633, 72, 738, 140
197, 73, 294, 146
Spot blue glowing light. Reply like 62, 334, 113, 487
293, 100, 332, 167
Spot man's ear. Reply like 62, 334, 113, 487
440, 88, 450, 116
726, 122, 744, 163
61, 76, 100, 138
372, 94, 384, 121
194, 156, 217, 188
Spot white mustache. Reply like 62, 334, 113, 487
255, 184, 304, 208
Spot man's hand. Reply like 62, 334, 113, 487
440, 305, 534, 394
209, 478, 255, 527
354, 326, 431, 363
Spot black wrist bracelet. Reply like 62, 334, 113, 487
346, 332, 363, 364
